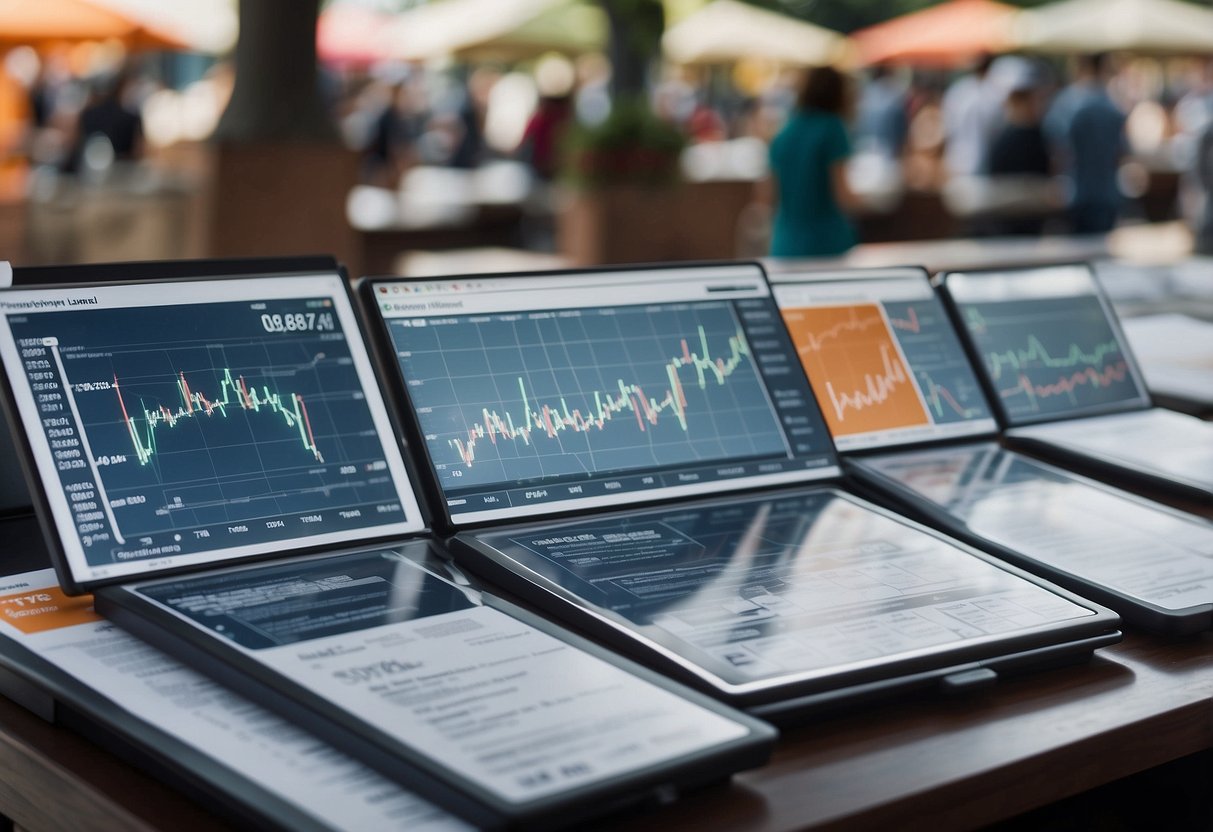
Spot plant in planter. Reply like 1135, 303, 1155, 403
563, 98, 686, 189
557, 100, 689, 264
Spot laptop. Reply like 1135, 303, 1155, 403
768, 266, 1213, 634
938, 263, 1213, 501
357, 262, 1119, 719
0, 260, 775, 830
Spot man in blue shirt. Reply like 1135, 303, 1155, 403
1045, 53, 1127, 235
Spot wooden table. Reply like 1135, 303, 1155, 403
2, 627, 1211, 831
2, 497, 1211, 831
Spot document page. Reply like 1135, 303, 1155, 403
1014, 410, 1213, 490
134, 546, 749, 803
0, 569, 467, 832
860, 446, 1213, 610
472, 491, 1095, 688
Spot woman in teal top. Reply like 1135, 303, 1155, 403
768, 66, 857, 257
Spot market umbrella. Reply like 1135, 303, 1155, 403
385, 0, 605, 62
317, 4, 393, 66
0, 0, 190, 50
87, 0, 237, 53
1013, 0, 1213, 54
852, 0, 1018, 67
662, 0, 850, 67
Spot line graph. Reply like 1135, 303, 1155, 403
985, 336, 1122, 382
449, 325, 750, 467
919, 372, 987, 420
6, 296, 406, 568
392, 302, 791, 490
955, 295, 1145, 419
782, 304, 929, 438
888, 306, 921, 333
1000, 361, 1130, 409
115, 368, 324, 467
822, 342, 913, 423
788, 305, 887, 352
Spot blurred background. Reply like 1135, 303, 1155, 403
4, 0, 1213, 276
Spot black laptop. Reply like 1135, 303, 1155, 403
768, 266, 1213, 634
0, 260, 775, 830
357, 262, 1119, 720
938, 263, 1212, 501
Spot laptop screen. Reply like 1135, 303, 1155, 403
0, 274, 426, 588
943, 265, 1151, 425
770, 269, 998, 452
370, 264, 841, 526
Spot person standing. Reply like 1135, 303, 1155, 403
1045, 53, 1127, 234
856, 65, 908, 160
766, 65, 857, 258
941, 53, 1000, 178
984, 81, 1055, 235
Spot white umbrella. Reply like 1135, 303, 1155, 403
385, 0, 604, 62
88, 0, 237, 53
663, 0, 851, 67
1014, 0, 1213, 54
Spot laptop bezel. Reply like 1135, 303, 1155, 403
0, 260, 434, 595
357, 260, 845, 534
936, 262, 1154, 429
765, 264, 1002, 455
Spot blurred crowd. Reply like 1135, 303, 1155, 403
7, 40, 1213, 258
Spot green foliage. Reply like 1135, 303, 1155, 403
562, 98, 687, 188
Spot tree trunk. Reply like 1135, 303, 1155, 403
600, 0, 664, 100
214, 0, 335, 142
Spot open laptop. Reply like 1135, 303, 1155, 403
0, 260, 775, 830
938, 264, 1213, 502
357, 262, 1119, 719
768, 267, 1213, 634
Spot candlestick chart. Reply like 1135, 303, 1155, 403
6, 297, 405, 564
958, 295, 1145, 420
390, 302, 790, 490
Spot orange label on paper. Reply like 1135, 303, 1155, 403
0, 586, 98, 634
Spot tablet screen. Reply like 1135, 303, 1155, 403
371, 264, 840, 525
469, 491, 1096, 689
771, 269, 997, 451
858, 446, 1213, 612
944, 265, 1150, 425
0, 274, 425, 587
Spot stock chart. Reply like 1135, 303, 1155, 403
391, 301, 791, 491
958, 294, 1144, 421
780, 297, 991, 443
7, 297, 407, 567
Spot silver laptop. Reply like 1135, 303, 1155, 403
940, 264, 1212, 501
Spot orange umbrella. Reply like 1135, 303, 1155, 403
853, 0, 1018, 68
0, 0, 185, 50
